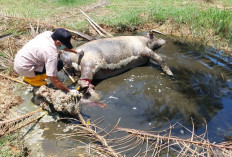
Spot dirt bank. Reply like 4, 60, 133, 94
0, 76, 28, 156
0, 77, 24, 120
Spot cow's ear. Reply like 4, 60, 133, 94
144, 31, 154, 40
148, 31, 154, 39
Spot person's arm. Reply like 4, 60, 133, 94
64, 48, 84, 56
49, 76, 70, 92
64, 48, 78, 54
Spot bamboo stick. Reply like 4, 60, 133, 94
151, 29, 166, 36
0, 73, 28, 85
0, 108, 43, 125
80, 10, 113, 37
79, 10, 106, 37
86, 17, 106, 37
2, 111, 47, 137
66, 28, 95, 41
63, 67, 75, 83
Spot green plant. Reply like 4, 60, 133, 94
0, 0, 232, 51
0, 52, 5, 57
0, 134, 16, 157
56, 0, 95, 5
203, 0, 214, 3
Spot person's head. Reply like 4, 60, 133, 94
51, 28, 73, 50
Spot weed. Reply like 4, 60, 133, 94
0, 134, 28, 157
0, 0, 232, 51
203, 0, 214, 3
56, 0, 96, 6
0, 52, 5, 57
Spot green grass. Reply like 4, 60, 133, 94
146, 4, 232, 40
0, 0, 96, 21
56, 0, 95, 6
0, 134, 27, 157
0, 52, 5, 57
101, 0, 231, 49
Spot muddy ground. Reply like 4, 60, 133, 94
0, 78, 24, 120
0, 77, 28, 156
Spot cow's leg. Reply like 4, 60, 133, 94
141, 48, 173, 76
78, 62, 100, 101
78, 62, 95, 88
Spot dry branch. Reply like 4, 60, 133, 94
76, 112, 121, 157
0, 73, 28, 85
57, 1, 110, 22
58, 116, 232, 156
151, 29, 166, 36
1, 16, 94, 41
56, 110, 121, 156
0, 108, 46, 137
0, 108, 42, 125
80, 10, 113, 38
116, 127, 232, 156
84, 1, 110, 13
87, 17, 106, 37
80, 10, 106, 37
0, 56, 13, 63
0, 33, 12, 40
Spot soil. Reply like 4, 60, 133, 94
0, 76, 28, 156
0, 77, 24, 120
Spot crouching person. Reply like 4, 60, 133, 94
14, 28, 79, 94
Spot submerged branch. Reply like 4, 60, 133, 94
116, 127, 232, 151
0, 108, 46, 137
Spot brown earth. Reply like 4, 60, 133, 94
0, 76, 27, 156
0, 77, 24, 120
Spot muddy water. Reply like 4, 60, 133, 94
19, 35, 232, 156
82, 36, 232, 143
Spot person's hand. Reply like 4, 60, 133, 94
78, 79, 90, 88
69, 89, 79, 97
77, 50, 84, 56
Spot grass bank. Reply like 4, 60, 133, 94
0, 133, 28, 157
1, 0, 232, 52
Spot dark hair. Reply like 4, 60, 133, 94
51, 28, 73, 49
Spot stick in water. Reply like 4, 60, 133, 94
63, 68, 75, 83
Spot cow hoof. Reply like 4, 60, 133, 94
88, 88, 100, 101
166, 70, 173, 76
